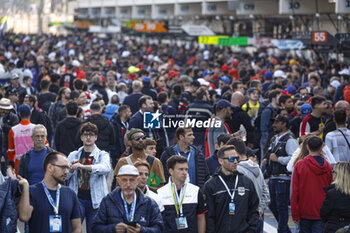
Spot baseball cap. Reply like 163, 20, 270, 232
264, 71, 273, 79
219, 76, 230, 85
10, 73, 19, 80
246, 148, 258, 157
330, 80, 341, 89
273, 115, 289, 124
202, 70, 214, 78
285, 85, 297, 95
273, 70, 287, 79
300, 104, 312, 118
168, 70, 180, 79
72, 60, 80, 67
142, 76, 151, 83
216, 99, 234, 109
117, 165, 140, 177
127, 128, 145, 141
19, 104, 31, 115
339, 69, 350, 76
247, 88, 258, 94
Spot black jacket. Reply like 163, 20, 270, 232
54, 117, 81, 156
91, 83, 109, 105
0, 178, 21, 233
18, 147, 54, 179
203, 169, 259, 233
226, 106, 255, 145
110, 114, 127, 160
2, 112, 19, 150
160, 145, 209, 188
320, 184, 350, 233
84, 114, 115, 152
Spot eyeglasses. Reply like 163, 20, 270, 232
133, 135, 146, 141
52, 164, 70, 171
222, 156, 240, 162
82, 133, 96, 138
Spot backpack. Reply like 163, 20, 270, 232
253, 100, 273, 129
343, 85, 350, 104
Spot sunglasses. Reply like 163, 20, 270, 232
133, 135, 146, 141
222, 156, 240, 162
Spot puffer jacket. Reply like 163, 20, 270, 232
84, 114, 115, 152
91, 187, 164, 233
0, 178, 21, 233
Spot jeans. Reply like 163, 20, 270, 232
257, 214, 264, 233
79, 198, 97, 233
299, 219, 324, 233
269, 179, 291, 233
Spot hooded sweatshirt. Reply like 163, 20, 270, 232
291, 155, 333, 221
55, 117, 82, 156
238, 159, 270, 212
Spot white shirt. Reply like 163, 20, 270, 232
145, 186, 164, 212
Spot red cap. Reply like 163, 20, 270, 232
101, 75, 106, 83
250, 76, 260, 81
259, 69, 266, 76
221, 64, 229, 72
77, 71, 86, 79
168, 70, 180, 79
146, 47, 152, 53
105, 60, 112, 66
228, 69, 239, 80
231, 60, 239, 66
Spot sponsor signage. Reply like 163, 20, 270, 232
131, 23, 167, 33
182, 25, 215, 36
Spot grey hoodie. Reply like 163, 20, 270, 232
238, 159, 270, 212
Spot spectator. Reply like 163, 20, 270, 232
84, 102, 115, 153
17, 152, 82, 233
92, 164, 164, 233
291, 136, 333, 232
325, 109, 350, 162
123, 80, 144, 115
66, 122, 111, 233
160, 127, 209, 188
203, 145, 259, 233
158, 155, 207, 233
54, 101, 82, 156
321, 162, 350, 232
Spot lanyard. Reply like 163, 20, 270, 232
218, 175, 238, 202
41, 181, 60, 215
171, 182, 187, 217
175, 145, 192, 163
121, 192, 136, 222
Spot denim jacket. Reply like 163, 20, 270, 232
66, 145, 111, 209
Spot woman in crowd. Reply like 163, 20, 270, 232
320, 162, 350, 233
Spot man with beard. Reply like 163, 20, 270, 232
262, 115, 298, 233
92, 164, 164, 233
205, 99, 234, 158
114, 129, 165, 191
17, 151, 82, 233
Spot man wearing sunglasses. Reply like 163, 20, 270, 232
203, 145, 259, 233
114, 128, 165, 191
66, 122, 111, 233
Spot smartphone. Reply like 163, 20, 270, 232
127, 221, 137, 227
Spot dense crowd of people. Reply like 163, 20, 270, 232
0, 32, 350, 233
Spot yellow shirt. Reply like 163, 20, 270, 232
242, 101, 260, 119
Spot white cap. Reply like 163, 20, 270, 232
273, 70, 287, 79
121, 51, 130, 58
330, 80, 341, 89
117, 165, 140, 176
72, 60, 80, 67
23, 69, 33, 79
339, 69, 350, 76
197, 78, 210, 86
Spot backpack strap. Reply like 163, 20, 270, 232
338, 129, 350, 149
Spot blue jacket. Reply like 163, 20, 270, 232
0, 179, 21, 233
66, 145, 111, 209
92, 187, 164, 233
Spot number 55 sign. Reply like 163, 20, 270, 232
312, 31, 328, 43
